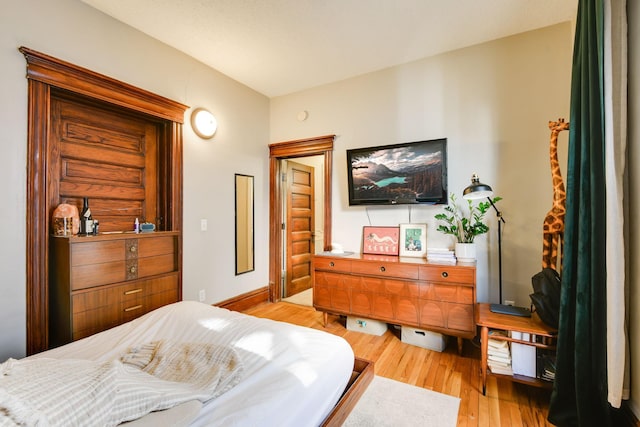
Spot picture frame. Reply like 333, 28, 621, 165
362, 226, 400, 255
399, 223, 427, 257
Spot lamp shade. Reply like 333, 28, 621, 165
463, 173, 493, 200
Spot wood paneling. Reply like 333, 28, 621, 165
21, 47, 186, 354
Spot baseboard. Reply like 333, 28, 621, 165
215, 286, 269, 312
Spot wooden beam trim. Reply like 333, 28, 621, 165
19, 47, 188, 123
269, 135, 335, 158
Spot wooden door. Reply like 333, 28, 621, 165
48, 93, 159, 232
284, 161, 315, 297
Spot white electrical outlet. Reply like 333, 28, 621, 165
504, 300, 515, 306
199, 289, 206, 302
200, 219, 207, 231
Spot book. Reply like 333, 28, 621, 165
488, 363, 513, 375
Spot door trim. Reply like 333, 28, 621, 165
21, 47, 188, 355
269, 135, 334, 303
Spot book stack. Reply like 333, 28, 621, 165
487, 331, 513, 375
426, 248, 456, 264
537, 351, 556, 382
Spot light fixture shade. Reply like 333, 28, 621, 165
191, 108, 217, 139
463, 173, 493, 200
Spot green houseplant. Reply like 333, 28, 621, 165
434, 193, 502, 243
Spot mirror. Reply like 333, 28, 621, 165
235, 174, 255, 275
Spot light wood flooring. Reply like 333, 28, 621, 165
243, 301, 554, 427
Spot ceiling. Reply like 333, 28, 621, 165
81, 0, 578, 98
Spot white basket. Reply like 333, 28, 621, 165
346, 316, 388, 336
401, 326, 447, 352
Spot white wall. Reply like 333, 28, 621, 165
628, 0, 639, 417
271, 23, 573, 307
0, 0, 270, 360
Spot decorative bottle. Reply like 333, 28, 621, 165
79, 197, 93, 236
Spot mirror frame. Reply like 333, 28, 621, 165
235, 173, 255, 275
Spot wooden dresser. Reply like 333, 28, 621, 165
313, 253, 476, 352
49, 231, 181, 347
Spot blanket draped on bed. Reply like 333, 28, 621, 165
0, 340, 242, 427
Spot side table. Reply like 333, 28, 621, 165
476, 303, 557, 395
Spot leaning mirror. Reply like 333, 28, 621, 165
235, 174, 255, 275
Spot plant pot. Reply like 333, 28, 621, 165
455, 242, 476, 263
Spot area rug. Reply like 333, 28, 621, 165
282, 288, 312, 307
344, 376, 460, 427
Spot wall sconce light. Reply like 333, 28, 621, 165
191, 108, 217, 139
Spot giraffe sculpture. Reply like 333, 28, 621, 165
542, 118, 570, 272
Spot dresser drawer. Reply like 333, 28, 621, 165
137, 253, 177, 277
71, 260, 126, 290
419, 283, 474, 304
138, 236, 176, 257
352, 262, 418, 280
71, 240, 125, 266
419, 265, 475, 284
314, 257, 352, 273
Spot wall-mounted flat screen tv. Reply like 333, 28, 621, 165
347, 138, 447, 206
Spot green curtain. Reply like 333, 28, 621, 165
547, 0, 611, 425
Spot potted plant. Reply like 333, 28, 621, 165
434, 193, 502, 261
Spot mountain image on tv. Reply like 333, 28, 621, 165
350, 146, 443, 202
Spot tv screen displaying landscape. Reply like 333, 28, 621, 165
347, 138, 447, 205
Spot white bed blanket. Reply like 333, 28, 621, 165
0, 340, 242, 427
26, 301, 354, 427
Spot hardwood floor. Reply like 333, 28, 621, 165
243, 301, 554, 427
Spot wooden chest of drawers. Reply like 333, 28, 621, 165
49, 231, 181, 347
313, 253, 476, 348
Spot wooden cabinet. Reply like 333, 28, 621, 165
49, 231, 180, 347
313, 253, 477, 347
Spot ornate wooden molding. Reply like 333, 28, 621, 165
268, 135, 334, 303
21, 47, 187, 354
19, 47, 188, 123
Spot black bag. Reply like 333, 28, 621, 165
530, 268, 561, 328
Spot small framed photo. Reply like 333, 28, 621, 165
399, 223, 427, 257
362, 226, 400, 255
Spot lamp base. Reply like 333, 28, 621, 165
489, 303, 531, 317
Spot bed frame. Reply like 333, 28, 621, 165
321, 357, 374, 427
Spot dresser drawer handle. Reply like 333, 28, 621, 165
329, 261, 335, 267
380, 266, 386, 272
124, 288, 143, 295
129, 266, 137, 274
129, 246, 137, 252
441, 271, 449, 278
124, 304, 143, 312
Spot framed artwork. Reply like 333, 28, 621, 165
362, 226, 400, 255
399, 223, 427, 257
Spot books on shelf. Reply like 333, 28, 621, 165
426, 248, 456, 264
537, 350, 556, 382
487, 331, 513, 376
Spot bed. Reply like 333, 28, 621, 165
1, 301, 372, 426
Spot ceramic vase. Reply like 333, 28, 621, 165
455, 242, 476, 262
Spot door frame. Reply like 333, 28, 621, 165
269, 135, 334, 303
21, 47, 188, 355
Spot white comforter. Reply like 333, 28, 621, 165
22, 301, 354, 427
